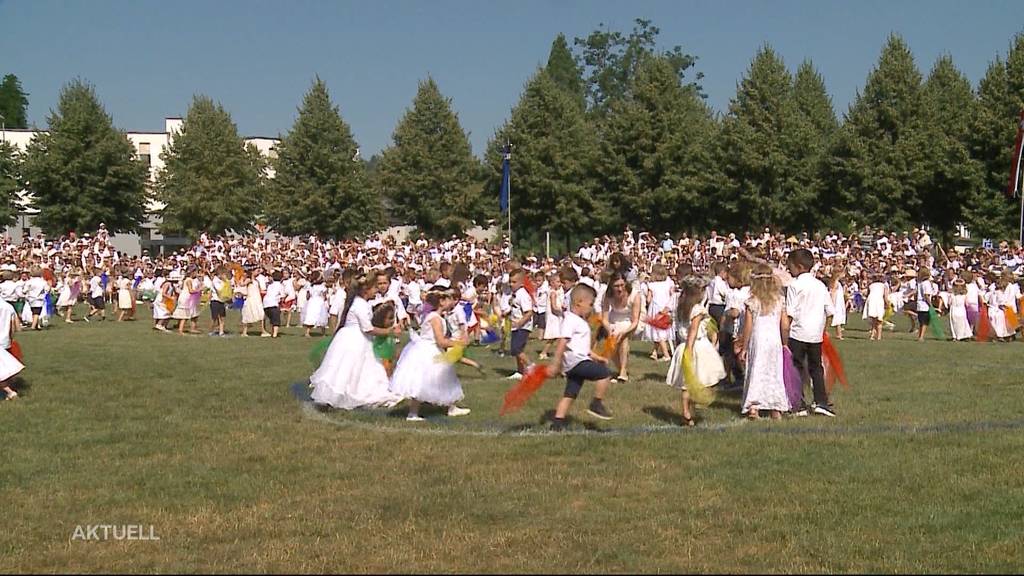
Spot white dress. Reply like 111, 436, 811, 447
0, 344, 23, 381
665, 304, 726, 390
117, 278, 132, 310
310, 297, 403, 409
153, 279, 171, 320
989, 290, 1011, 338
863, 282, 886, 321
389, 312, 464, 406
644, 279, 675, 342
57, 278, 81, 307
543, 287, 564, 340
830, 283, 847, 326
949, 293, 973, 341
241, 281, 264, 325
302, 284, 329, 328
741, 299, 790, 414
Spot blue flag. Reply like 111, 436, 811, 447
499, 144, 510, 214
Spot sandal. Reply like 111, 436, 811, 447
681, 416, 695, 427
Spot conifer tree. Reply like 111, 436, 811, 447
377, 77, 483, 237
718, 46, 818, 231
0, 141, 20, 227
156, 95, 265, 238
597, 55, 716, 233
0, 74, 29, 129
484, 70, 603, 252
918, 55, 984, 240
967, 34, 1024, 240
21, 79, 148, 235
829, 34, 926, 232
267, 78, 380, 238
545, 33, 586, 107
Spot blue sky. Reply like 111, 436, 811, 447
2, 0, 1021, 157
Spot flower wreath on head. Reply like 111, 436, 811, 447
681, 274, 710, 290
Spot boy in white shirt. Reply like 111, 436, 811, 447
547, 283, 613, 431
261, 270, 284, 338
784, 249, 835, 417
86, 267, 106, 322
507, 269, 534, 380
534, 271, 549, 345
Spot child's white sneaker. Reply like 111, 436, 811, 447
5, 390, 17, 401
406, 414, 425, 422
506, 372, 523, 380
447, 406, 471, 417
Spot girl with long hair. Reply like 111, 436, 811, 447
309, 271, 404, 410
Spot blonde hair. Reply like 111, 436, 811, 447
749, 264, 781, 311
651, 264, 668, 282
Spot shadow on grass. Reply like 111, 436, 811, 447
643, 405, 682, 426
9, 376, 30, 394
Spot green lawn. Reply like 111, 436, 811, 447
2, 306, 1023, 573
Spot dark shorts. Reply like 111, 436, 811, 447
91, 297, 104, 310
917, 310, 930, 326
564, 360, 612, 399
510, 329, 530, 356
264, 306, 281, 327
534, 312, 547, 330
30, 306, 42, 316
211, 301, 226, 321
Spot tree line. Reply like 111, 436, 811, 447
1, 20, 1023, 248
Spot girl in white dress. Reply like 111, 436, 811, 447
829, 271, 847, 341
295, 273, 309, 326
0, 300, 24, 401
302, 271, 329, 337
152, 270, 173, 332
739, 264, 789, 420
390, 289, 471, 421
644, 264, 675, 361
948, 280, 973, 341
116, 272, 133, 321
665, 276, 726, 427
57, 269, 83, 324
863, 275, 890, 341
240, 270, 265, 337
539, 271, 563, 360
310, 271, 403, 410
989, 277, 1013, 340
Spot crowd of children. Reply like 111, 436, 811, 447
6, 223, 1024, 414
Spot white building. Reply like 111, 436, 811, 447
1, 117, 279, 256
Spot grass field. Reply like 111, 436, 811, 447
2, 305, 1023, 573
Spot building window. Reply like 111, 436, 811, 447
139, 142, 151, 166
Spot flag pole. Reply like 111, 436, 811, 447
507, 140, 513, 258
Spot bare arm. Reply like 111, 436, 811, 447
429, 315, 457, 348
739, 307, 754, 362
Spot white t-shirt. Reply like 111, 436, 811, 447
211, 277, 227, 303
916, 280, 937, 312
535, 281, 549, 313
406, 280, 422, 306
510, 287, 533, 331
0, 300, 14, 349
89, 276, 104, 299
786, 272, 833, 343
559, 311, 592, 373
262, 281, 283, 308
